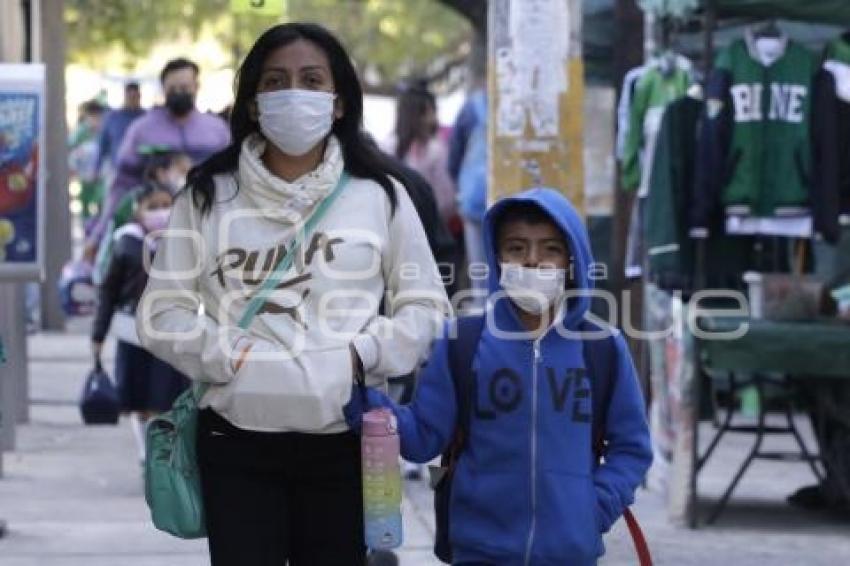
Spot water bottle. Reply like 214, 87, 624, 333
361, 407, 403, 550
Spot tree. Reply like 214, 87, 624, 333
64, 0, 474, 93
435, 0, 486, 35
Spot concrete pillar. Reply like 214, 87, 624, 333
38, 0, 70, 331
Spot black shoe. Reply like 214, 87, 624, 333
788, 484, 827, 510
403, 462, 423, 481
368, 550, 399, 566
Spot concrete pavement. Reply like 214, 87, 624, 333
1, 322, 849, 565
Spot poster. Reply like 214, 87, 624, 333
488, 0, 585, 209
0, 64, 45, 281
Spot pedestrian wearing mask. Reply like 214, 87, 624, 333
92, 150, 191, 285
386, 80, 456, 229
346, 189, 652, 566
91, 185, 188, 464
84, 58, 230, 261
136, 23, 449, 566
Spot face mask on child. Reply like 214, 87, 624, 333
140, 208, 171, 233
499, 263, 566, 315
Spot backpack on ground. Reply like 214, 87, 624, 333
432, 315, 652, 565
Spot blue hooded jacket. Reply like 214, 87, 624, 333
348, 188, 652, 565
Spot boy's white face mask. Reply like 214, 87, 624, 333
256, 89, 336, 156
499, 263, 566, 315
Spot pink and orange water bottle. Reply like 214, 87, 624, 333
361, 408, 403, 550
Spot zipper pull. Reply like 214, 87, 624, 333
533, 342, 541, 362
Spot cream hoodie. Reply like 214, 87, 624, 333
136, 135, 449, 433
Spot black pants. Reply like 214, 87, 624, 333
197, 408, 366, 566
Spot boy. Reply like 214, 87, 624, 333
347, 188, 652, 565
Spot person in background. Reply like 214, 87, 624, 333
69, 100, 108, 221
387, 80, 456, 228
84, 58, 230, 261
448, 83, 488, 310
136, 23, 448, 565
92, 149, 191, 285
95, 81, 145, 180
384, 85, 458, 480
91, 184, 188, 465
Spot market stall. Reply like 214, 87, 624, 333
621, 0, 850, 527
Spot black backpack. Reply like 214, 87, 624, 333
432, 315, 651, 565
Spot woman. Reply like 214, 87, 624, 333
388, 80, 457, 227
136, 23, 448, 566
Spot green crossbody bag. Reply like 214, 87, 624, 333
144, 172, 350, 539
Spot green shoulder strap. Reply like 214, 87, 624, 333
195, 171, 350, 398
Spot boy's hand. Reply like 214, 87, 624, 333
343, 383, 393, 434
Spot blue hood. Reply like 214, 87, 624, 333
483, 188, 594, 330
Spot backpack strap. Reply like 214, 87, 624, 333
581, 319, 653, 566
580, 319, 617, 458
447, 314, 486, 455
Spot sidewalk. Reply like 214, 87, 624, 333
1, 325, 849, 565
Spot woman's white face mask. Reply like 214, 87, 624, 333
256, 89, 336, 156
499, 263, 567, 315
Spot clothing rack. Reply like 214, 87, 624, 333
686, 0, 845, 528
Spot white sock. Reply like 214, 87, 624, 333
128, 413, 147, 463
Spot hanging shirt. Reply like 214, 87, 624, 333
621, 56, 692, 278
812, 35, 850, 244
694, 28, 816, 237
646, 96, 759, 292
621, 55, 692, 197
616, 65, 647, 161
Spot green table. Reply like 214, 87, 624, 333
692, 316, 850, 525
699, 317, 850, 379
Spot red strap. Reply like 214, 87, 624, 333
623, 508, 653, 566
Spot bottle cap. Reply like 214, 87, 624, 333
363, 408, 397, 436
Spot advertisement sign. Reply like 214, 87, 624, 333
0, 64, 45, 281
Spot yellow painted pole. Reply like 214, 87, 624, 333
488, 0, 585, 213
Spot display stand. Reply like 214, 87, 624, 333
683, 0, 850, 527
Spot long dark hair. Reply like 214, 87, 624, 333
187, 23, 404, 215
394, 80, 436, 160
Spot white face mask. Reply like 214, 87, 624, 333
499, 263, 567, 315
256, 89, 336, 156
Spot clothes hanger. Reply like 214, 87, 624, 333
687, 83, 704, 100
756, 19, 782, 39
